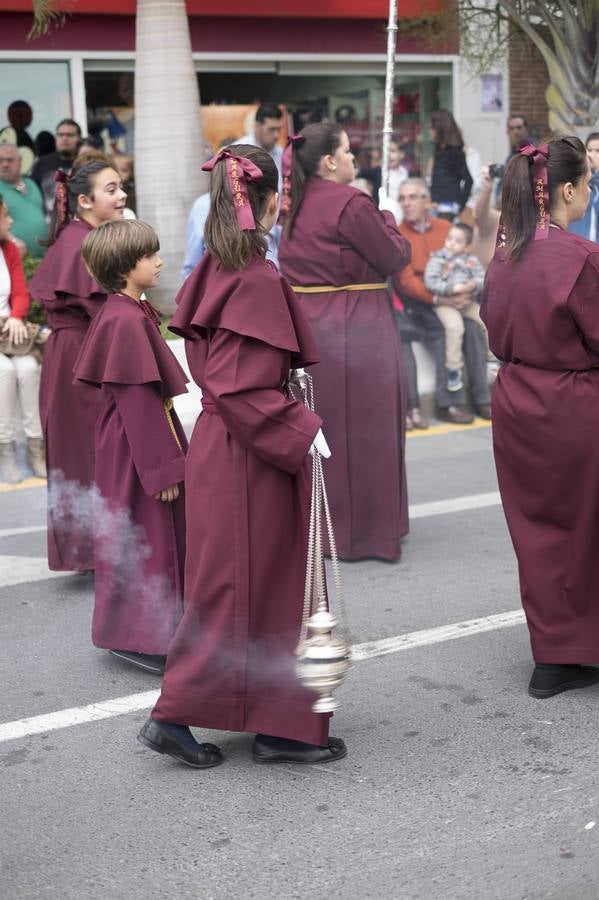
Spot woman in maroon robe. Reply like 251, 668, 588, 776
74, 220, 188, 673
278, 123, 412, 562
139, 145, 346, 768
481, 136, 599, 699
29, 161, 126, 571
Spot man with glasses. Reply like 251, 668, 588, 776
394, 178, 490, 426
31, 118, 82, 218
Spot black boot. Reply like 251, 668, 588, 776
252, 733, 347, 764
137, 718, 223, 768
528, 664, 599, 699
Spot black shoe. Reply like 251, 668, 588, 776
436, 405, 475, 425
528, 664, 599, 699
137, 718, 224, 768
109, 649, 166, 675
252, 733, 347, 765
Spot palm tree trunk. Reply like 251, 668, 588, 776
135, 0, 207, 311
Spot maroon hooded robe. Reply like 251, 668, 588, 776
481, 228, 599, 663
29, 219, 106, 571
152, 254, 330, 745
279, 178, 412, 561
74, 294, 188, 654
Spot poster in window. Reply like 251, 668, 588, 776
481, 74, 503, 112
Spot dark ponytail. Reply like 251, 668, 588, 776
46, 160, 116, 246
501, 135, 587, 261
284, 121, 344, 238
204, 144, 278, 271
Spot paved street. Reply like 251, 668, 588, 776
2, 422, 599, 900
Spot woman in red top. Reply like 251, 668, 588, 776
0, 194, 45, 484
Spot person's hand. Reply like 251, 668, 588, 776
452, 282, 469, 295
309, 429, 331, 459
480, 165, 494, 192
153, 483, 180, 502
439, 293, 472, 310
2, 316, 28, 345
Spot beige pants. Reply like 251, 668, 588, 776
0, 353, 42, 443
434, 302, 486, 371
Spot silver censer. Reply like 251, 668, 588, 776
289, 369, 352, 713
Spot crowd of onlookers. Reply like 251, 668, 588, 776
2, 96, 599, 484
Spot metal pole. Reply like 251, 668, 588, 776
381, 0, 398, 198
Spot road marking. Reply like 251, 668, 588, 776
0, 478, 46, 493
409, 491, 501, 520
0, 608, 525, 744
406, 419, 491, 439
0, 556, 66, 589
0, 526, 46, 539
352, 609, 525, 660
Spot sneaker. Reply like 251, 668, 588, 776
446, 369, 463, 392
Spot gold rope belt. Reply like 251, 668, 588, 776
291, 282, 387, 294
163, 398, 182, 450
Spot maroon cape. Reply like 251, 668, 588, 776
279, 178, 412, 561
29, 219, 106, 571
74, 294, 189, 654
481, 228, 599, 663
152, 254, 329, 744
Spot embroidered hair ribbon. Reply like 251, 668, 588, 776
280, 134, 305, 218
519, 143, 550, 239
202, 148, 263, 230
53, 168, 70, 236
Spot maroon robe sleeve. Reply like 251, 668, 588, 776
566, 252, 599, 355
205, 328, 322, 474
337, 195, 411, 276
109, 382, 186, 496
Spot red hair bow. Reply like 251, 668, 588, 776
202, 148, 263, 230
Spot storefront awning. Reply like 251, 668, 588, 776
2, 0, 444, 19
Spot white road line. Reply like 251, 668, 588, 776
0, 526, 46, 539
0, 556, 67, 589
0, 492, 502, 546
0, 608, 525, 744
408, 491, 501, 520
352, 609, 525, 660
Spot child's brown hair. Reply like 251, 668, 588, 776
82, 219, 159, 294
204, 144, 278, 270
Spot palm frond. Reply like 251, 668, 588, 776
28, 0, 70, 40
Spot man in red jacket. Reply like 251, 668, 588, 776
395, 178, 490, 425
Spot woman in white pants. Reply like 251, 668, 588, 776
0, 195, 45, 483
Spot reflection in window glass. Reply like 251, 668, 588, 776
0, 62, 72, 138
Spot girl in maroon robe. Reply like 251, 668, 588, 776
139, 145, 346, 768
278, 123, 412, 561
480, 136, 599, 699
29, 161, 127, 571
74, 219, 188, 674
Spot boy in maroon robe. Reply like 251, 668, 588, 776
74, 219, 188, 674
138, 146, 346, 768
29, 161, 127, 571
481, 137, 599, 698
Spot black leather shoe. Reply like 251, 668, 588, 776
436, 405, 475, 425
137, 718, 223, 768
252, 734, 347, 765
109, 650, 166, 674
528, 664, 599, 699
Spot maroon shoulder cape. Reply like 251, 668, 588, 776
170, 253, 319, 367
153, 252, 329, 744
74, 293, 189, 397
74, 294, 188, 655
29, 219, 105, 306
